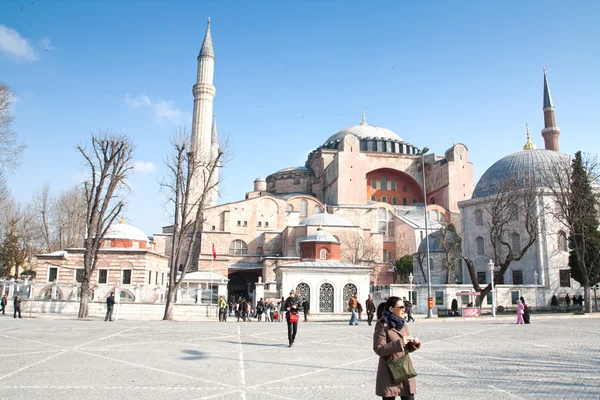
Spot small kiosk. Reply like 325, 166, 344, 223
456, 290, 481, 317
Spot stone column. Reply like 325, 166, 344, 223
196, 287, 202, 304
51, 282, 58, 300
134, 285, 141, 303
29, 280, 36, 300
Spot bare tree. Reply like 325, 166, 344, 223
33, 184, 53, 252
77, 132, 135, 318
340, 232, 380, 265
52, 185, 87, 249
0, 82, 26, 171
462, 172, 542, 301
436, 224, 461, 284
160, 128, 227, 320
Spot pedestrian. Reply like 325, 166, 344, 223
0, 294, 7, 315
516, 300, 524, 324
256, 298, 264, 322
105, 292, 115, 321
348, 293, 359, 326
403, 297, 415, 323
278, 297, 285, 322
13, 295, 22, 319
285, 289, 300, 347
236, 298, 243, 322
302, 297, 310, 322
218, 296, 227, 322
520, 297, 530, 324
263, 300, 271, 322
565, 294, 571, 307
366, 294, 376, 326
578, 295, 584, 308
373, 296, 421, 399
550, 295, 559, 307
357, 301, 363, 320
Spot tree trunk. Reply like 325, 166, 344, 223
163, 287, 176, 320
584, 284, 591, 313
78, 279, 90, 318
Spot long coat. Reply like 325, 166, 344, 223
373, 320, 420, 397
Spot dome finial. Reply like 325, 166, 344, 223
523, 123, 536, 150
120, 215, 126, 224
207, 17, 211, 25
361, 109, 366, 125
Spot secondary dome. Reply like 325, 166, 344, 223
103, 219, 149, 242
473, 149, 570, 198
303, 228, 340, 243
323, 124, 403, 145
299, 212, 353, 227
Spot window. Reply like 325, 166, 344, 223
430, 197, 435, 205
511, 291, 520, 304
383, 250, 394, 264
371, 195, 377, 201
155, 272, 158, 285
402, 184, 407, 192
319, 249, 327, 260
512, 270, 523, 285
435, 291, 444, 306
559, 270, 570, 287
475, 209, 483, 226
381, 196, 387, 203
75, 268, 85, 283
286, 204, 294, 212
477, 271, 486, 284
380, 176, 387, 190
148, 271, 152, 284
487, 292, 493, 305
300, 199, 308, 218
392, 197, 398, 205
105, 240, 111, 248
558, 231, 568, 252
122, 269, 132, 285
132, 241, 139, 249
243, 221, 248, 227
256, 246, 263, 254
98, 269, 108, 284
211, 225, 215, 231
229, 240, 248, 256
476, 236, 485, 256
161, 273, 164, 285
391, 180, 397, 191
402, 198, 407, 205
412, 198, 418, 204
378, 208, 394, 238
410, 291, 417, 305
371, 178, 377, 189
294, 177, 301, 185
511, 233, 521, 253
314, 205, 322, 214
295, 235, 305, 256
257, 221, 262, 227
48, 267, 58, 283
265, 222, 269, 227
237, 220, 241, 226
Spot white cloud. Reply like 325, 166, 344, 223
134, 160, 156, 175
125, 93, 190, 124
0, 24, 38, 61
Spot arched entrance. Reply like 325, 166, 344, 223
228, 270, 261, 302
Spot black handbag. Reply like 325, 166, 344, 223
386, 351, 417, 383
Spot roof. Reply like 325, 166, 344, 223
181, 271, 227, 282
323, 124, 403, 145
299, 212, 353, 227
103, 219, 149, 242
417, 230, 460, 253
277, 260, 372, 270
275, 166, 311, 173
473, 149, 570, 198
393, 206, 444, 230
199, 18, 214, 59
229, 261, 262, 270
543, 68, 553, 108
303, 228, 340, 243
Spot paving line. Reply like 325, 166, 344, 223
237, 325, 247, 400
0, 350, 67, 381
0, 333, 68, 349
0, 349, 62, 357
1, 385, 222, 390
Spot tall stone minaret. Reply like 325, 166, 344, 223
190, 18, 218, 207
541, 67, 560, 152
207, 114, 219, 206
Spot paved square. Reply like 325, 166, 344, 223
0, 315, 599, 399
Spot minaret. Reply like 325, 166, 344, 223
190, 18, 217, 206
207, 115, 219, 207
541, 67, 560, 151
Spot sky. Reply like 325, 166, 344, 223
1, 0, 599, 237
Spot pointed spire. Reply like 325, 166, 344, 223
120, 215, 126, 224
361, 109, 366, 125
543, 66, 553, 109
523, 123, 536, 150
211, 114, 218, 144
199, 17, 214, 59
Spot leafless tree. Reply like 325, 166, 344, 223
52, 185, 87, 249
160, 128, 228, 320
462, 171, 542, 301
340, 232, 380, 265
77, 132, 135, 318
436, 224, 461, 284
33, 184, 53, 252
0, 82, 26, 171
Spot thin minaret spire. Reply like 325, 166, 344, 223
541, 67, 560, 152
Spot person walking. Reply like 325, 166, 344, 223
403, 297, 415, 323
302, 297, 310, 322
263, 300, 271, 322
218, 296, 228, 322
565, 294, 571, 307
278, 297, 285, 322
1, 294, 7, 315
105, 292, 115, 322
373, 296, 421, 399
366, 294, 376, 326
348, 293, 359, 325
516, 300, 525, 324
256, 298, 264, 322
285, 290, 300, 347
13, 295, 22, 319
357, 301, 363, 320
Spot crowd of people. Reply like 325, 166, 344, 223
217, 294, 310, 324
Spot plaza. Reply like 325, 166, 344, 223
0, 315, 599, 399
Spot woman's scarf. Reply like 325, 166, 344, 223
382, 310, 405, 331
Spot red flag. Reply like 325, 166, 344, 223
212, 243, 217, 260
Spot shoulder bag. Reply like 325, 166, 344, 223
387, 351, 417, 383
289, 313, 299, 323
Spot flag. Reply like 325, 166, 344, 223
212, 243, 217, 260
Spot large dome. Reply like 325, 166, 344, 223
473, 149, 570, 198
299, 213, 353, 227
323, 124, 403, 145
103, 220, 149, 242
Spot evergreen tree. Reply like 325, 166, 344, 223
0, 221, 25, 278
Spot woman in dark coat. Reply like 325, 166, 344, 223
373, 296, 421, 400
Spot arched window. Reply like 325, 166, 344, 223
475, 209, 483, 226
402, 184, 407, 192
296, 283, 310, 302
383, 250, 394, 264
430, 197, 435, 205
371, 178, 377, 189
392, 197, 398, 205
313, 205, 323, 214
380, 176, 387, 190
402, 198, 407, 205
371, 195, 377, 201
319, 249, 327, 260
319, 283, 334, 313
412, 198, 418, 204
378, 208, 395, 238
381, 195, 387, 203
343, 283, 358, 307
511, 233, 521, 253
558, 231, 568, 252
476, 236, 485, 256
229, 240, 248, 256
295, 235, 305, 256
286, 204, 294, 212
300, 199, 308, 218
391, 180, 397, 191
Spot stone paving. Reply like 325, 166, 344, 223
0, 314, 599, 400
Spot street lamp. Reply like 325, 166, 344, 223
488, 259, 496, 317
408, 273, 414, 304
420, 146, 433, 318
533, 271, 539, 309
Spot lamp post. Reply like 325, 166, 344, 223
533, 271, 539, 309
408, 273, 414, 304
488, 259, 496, 317
420, 146, 433, 318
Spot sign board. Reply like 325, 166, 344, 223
462, 307, 480, 317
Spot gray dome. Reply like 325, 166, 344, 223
299, 213, 353, 227
103, 220, 149, 242
303, 228, 340, 243
418, 231, 459, 253
323, 124, 403, 145
473, 149, 570, 198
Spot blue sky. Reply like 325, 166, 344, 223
1, 0, 599, 236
